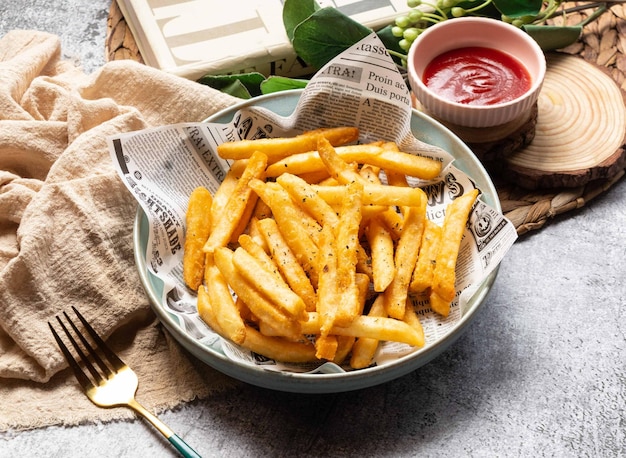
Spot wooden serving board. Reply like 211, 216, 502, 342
106, 1, 626, 234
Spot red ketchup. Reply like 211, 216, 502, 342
422, 46, 531, 106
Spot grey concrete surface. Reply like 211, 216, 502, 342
1, 2, 625, 457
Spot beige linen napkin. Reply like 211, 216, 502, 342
0, 30, 241, 431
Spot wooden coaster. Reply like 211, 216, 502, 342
495, 53, 626, 189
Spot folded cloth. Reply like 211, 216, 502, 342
0, 30, 241, 431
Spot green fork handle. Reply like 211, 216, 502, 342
130, 399, 202, 457
169, 434, 202, 458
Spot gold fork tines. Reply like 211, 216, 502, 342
49, 307, 202, 458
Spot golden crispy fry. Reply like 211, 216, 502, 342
315, 224, 339, 338
301, 313, 424, 347
210, 160, 247, 231
276, 173, 339, 227
429, 292, 452, 318
202, 258, 246, 345
256, 217, 317, 312
317, 137, 366, 185
366, 215, 395, 292
311, 184, 424, 209
266, 142, 441, 180
237, 234, 277, 277
334, 181, 363, 327
315, 334, 339, 361
249, 179, 320, 285
380, 207, 404, 240
356, 244, 374, 280
246, 217, 269, 252
196, 284, 223, 336
217, 127, 359, 162
333, 336, 356, 365
359, 164, 382, 184
183, 187, 212, 290
349, 295, 386, 369
430, 188, 479, 316
384, 192, 427, 319
213, 247, 302, 340
410, 219, 443, 293
232, 246, 308, 322
204, 151, 267, 253
241, 326, 317, 363
251, 195, 272, 220
403, 304, 425, 347
265, 144, 383, 177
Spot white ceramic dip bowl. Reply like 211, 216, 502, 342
407, 17, 546, 128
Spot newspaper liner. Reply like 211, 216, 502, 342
108, 34, 517, 375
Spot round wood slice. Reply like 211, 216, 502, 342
495, 53, 626, 189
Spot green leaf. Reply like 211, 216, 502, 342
523, 24, 582, 51
260, 76, 308, 95
292, 7, 372, 69
196, 73, 266, 99
493, 0, 542, 18
283, 0, 319, 42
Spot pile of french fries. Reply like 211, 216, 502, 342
182, 127, 478, 369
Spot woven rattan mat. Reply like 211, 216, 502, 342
106, 1, 626, 235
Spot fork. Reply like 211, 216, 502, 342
49, 306, 202, 458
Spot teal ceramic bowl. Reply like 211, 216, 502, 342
134, 89, 500, 393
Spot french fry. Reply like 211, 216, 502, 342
210, 159, 247, 230
265, 143, 383, 177
301, 312, 424, 347
232, 246, 308, 322
430, 189, 479, 316
251, 195, 273, 220
246, 217, 269, 252
315, 334, 339, 361
317, 137, 366, 185
256, 217, 317, 312
384, 192, 427, 319
237, 234, 278, 279
366, 215, 395, 292
403, 304, 425, 348
217, 127, 359, 162
315, 224, 339, 338
349, 295, 386, 369
311, 184, 424, 211
203, 151, 267, 253
213, 247, 302, 340
359, 164, 382, 184
380, 207, 404, 240
202, 258, 246, 345
409, 219, 443, 293
276, 173, 339, 227
249, 179, 320, 285
183, 186, 212, 290
241, 326, 317, 363
196, 284, 223, 336
266, 142, 441, 180
334, 180, 363, 327
334, 336, 356, 365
